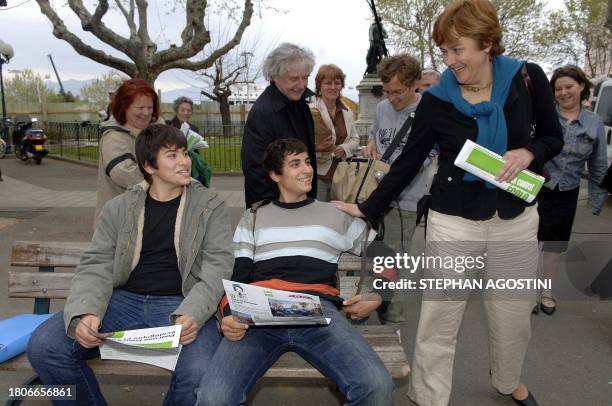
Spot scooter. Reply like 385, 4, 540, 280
13, 118, 48, 165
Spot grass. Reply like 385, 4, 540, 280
47, 137, 243, 173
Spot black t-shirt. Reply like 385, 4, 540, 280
121, 192, 183, 296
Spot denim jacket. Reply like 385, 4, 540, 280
544, 108, 608, 214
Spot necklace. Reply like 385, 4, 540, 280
459, 82, 492, 93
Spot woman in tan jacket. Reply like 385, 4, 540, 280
310, 64, 360, 201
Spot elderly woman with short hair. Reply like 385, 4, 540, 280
169, 96, 200, 134
310, 64, 360, 201
241, 42, 317, 207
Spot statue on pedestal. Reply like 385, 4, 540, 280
365, 0, 389, 75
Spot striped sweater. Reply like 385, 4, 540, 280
220, 198, 393, 314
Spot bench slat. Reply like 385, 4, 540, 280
11, 241, 89, 267
10, 272, 365, 300
11, 242, 362, 271
0, 326, 409, 378
9, 272, 73, 298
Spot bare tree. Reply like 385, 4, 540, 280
200, 55, 244, 136
197, 23, 270, 135
35, 0, 254, 85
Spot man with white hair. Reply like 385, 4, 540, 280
417, 68, 441, 93
241, 42, 318, 207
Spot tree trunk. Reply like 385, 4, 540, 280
219, 96, 232, 137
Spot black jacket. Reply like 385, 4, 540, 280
241, 83, 317, 207
168, 116, 200, 135
360, 63, 564, 222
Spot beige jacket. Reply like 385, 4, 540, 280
310, 97, 360, 176
95, 116, 164, 219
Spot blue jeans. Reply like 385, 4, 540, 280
27, 289, 222, 406
195, 300, 393, 406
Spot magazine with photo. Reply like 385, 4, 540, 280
223, 280, 331, 326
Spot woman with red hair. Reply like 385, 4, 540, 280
95, 79, 162, 218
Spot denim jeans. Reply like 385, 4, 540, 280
27, 289, 221, 406
195, 300, 393, 406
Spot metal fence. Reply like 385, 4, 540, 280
43, 121, 244, 172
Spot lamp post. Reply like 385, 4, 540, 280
0, 39, 14, 153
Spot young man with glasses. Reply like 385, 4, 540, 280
362, 54, 438, 327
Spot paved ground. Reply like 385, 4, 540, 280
1, 155, 611, 406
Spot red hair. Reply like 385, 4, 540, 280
110, 79, 160, 125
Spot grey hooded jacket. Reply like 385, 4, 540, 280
64, 180, 234, 337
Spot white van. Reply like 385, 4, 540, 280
590, 78, 612, 165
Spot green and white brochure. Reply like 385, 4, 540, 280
454, 139, 544, 203
100, 325, 182, 370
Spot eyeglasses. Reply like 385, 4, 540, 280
383, 87, 410, 98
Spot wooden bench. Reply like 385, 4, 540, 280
3, 241, 409, 399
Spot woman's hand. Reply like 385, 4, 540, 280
496, 148, 535, 183
334, 146, 346, 159
220, 315, 249, 341
332, 201, 365, 217
315, 135, 335, 153
362, 139, 380, 160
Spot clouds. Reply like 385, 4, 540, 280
0, 0, 372, 98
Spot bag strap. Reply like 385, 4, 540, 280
356, 223, 371, 295
381, 112, 415, 162
521, 64, 536, 130
353, 159, 375, 204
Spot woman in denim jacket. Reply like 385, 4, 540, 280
537, 65, 609, 315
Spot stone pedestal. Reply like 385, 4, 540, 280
355, 74, 384, 145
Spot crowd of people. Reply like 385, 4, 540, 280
25, 0, 610, 405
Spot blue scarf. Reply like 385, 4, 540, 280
427, 55, 524, 187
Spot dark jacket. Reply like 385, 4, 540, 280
241, 83, 317, 207
168, 116, 200, 135
360, 62, 564, 222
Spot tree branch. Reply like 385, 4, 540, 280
200, 89, 219, 102
136, 0, 153, 49
36, 0, 136, 77
65, 0, 134, 57
161, 0, 254, 72
113, 0, 138, 38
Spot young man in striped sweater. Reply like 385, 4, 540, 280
196, 139, 395, 405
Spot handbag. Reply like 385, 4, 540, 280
330, 113, 415, 204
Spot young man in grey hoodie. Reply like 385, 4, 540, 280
28, 124, 234, 406
363, 54, 439, 326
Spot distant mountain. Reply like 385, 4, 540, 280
161, 86, 203, 103
44, 79, 93, 97
41, 79, 359, 104
43, 79, 202, 103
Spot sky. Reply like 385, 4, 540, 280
0, 0, 564, 100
